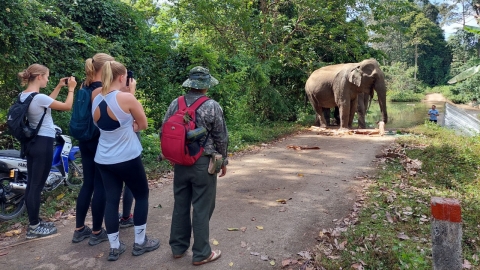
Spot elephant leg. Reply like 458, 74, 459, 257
333, 106, 340, 126
322, 107, 331, 126
314, 113, 321, 126
306, 94, 327, 128
348, 99, 358, 129
357, 93, 367, 129
338, 105, 350, 129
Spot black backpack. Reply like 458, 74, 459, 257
6, 93, 47, 143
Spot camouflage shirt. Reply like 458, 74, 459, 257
160, 90, 229, 166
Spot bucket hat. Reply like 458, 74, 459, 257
182, 66, 219, 89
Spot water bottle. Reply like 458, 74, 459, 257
186, 127, 207, 142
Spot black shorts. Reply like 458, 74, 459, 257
429, 119, 437, 123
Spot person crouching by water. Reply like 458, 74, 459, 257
92, 61, 159, 261
428, 104, 439, 123
161, 66, 228, 266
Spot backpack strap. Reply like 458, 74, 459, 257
22, 92, 47, 144
186, 96, 210, 121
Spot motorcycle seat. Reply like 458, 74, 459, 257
0, 150, 21, 158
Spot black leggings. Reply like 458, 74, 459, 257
122, 186, 133, 217
25, 136, 54, 226
97, 156, 149, 234
75, 138, 106, 231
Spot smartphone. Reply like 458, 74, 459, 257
127, 70, 134, 86
64, 78, 68, 85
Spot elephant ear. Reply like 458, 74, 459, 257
348, 67, 362, 87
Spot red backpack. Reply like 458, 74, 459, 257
161, 96, 209, 165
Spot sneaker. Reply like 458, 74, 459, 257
39, 219, 55, 227
72, 226, 92, 243
88, 228, 108, 246
119, 214, 134, 228
132, 235, 160, 256
26, 223, 57, 239
108, 241, 126, 261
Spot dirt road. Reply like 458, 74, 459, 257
0, 130, 394, 270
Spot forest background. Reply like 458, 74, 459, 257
1, 0, 480, 173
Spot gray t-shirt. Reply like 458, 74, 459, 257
20, 92, 55, 138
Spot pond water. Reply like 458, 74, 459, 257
363, 101, 444, 129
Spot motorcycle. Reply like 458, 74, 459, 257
0, 126, 83, 221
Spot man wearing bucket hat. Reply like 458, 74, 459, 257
160, 66, 228, 266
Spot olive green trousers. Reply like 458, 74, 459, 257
169, 156, 217, 262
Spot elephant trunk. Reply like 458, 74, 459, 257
375, 78, 388, 124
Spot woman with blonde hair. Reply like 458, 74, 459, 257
71, 53, 113, 245
17, 64, 76, 239
92, 61, 159, 261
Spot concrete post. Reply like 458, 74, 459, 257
431, 197, 462, 270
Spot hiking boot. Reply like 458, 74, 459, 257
132, 236, 160, 256
88, 228, 108, 246
108, 241, 126, 261
26, 223, 57, 239
119, 214, 134, 228
72, 226, 92, 243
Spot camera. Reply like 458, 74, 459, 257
64, 76, 75, 85
127, 70, 134, 86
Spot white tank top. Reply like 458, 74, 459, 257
92, 90, 142, 164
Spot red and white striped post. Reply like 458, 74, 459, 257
431, 197, 462, 270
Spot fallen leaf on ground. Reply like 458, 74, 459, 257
256, 226, 264, 230
351, 263, 364, 269
227, 228, 239, 231
287, 145, 320, 150
397, 232, 410, 240
297, 251, 311, 260
297, 173, 304, 177
463, 259, 472, 269
212, 239, 219, 245
386, 212, 393, 223
251, 217, 256, 221
241, 241, 247, 248
276, 199, 287, 204
153, 204, 162, 208
229, 262, 234, 267
54, 211, 63, 219
260, 255, 269, 261
4, 229, 21, 237
56, 193, 65, 200
95, 252, 104, 258
270, 260, 275, 266
250, 252, 260, 256
240, 227, 247, 232
282, 259, 292, 267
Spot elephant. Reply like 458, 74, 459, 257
305, 58, 388, 129
322, 107, 340, 126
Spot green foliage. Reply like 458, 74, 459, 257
388, 90, 423, 102
383, 62, 421, 92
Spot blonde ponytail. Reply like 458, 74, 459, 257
84, 58, 95, 86
101, 61, 126, 96
101, 61, 114, 96
85, 53, 115, 87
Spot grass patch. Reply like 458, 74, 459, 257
388, 90, 423, 102
311, 122, 480, 269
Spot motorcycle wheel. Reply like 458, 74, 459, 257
66, 159, 83, 187
0, 178, 26, 221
